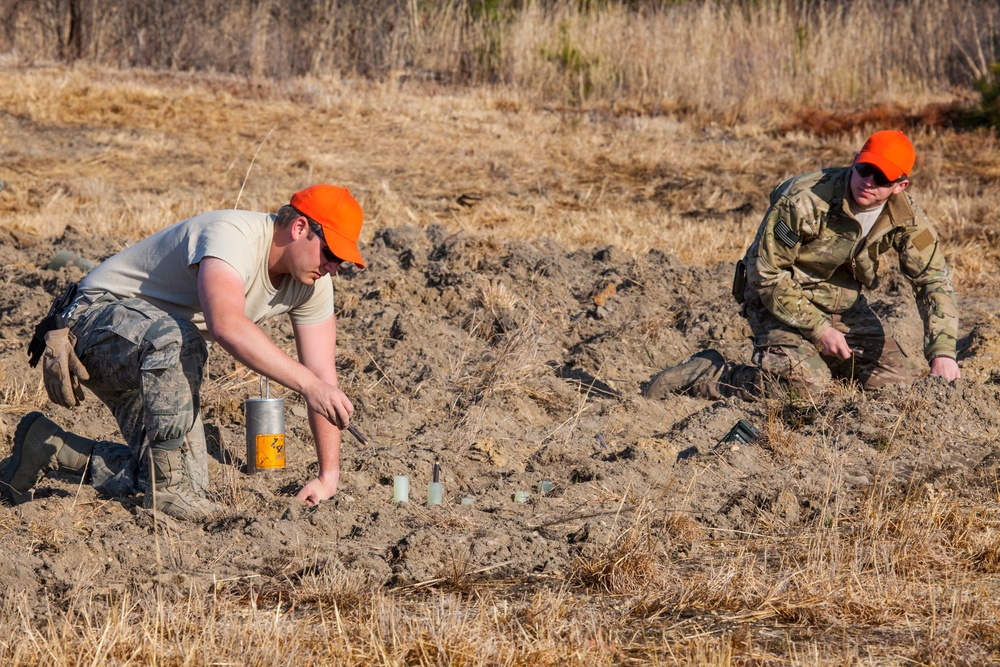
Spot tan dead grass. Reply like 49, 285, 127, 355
6, 479, 1000, 664
456, 292, 559, 435
761, 401, 806, 461
2, 63, 999, 296
6, 1, 999, 124
3, 4, 1000, 662
569, 500, 665, 596
0, 362, 43, 414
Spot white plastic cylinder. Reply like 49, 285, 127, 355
427, 481, 443, 505
393, 476, 409, 503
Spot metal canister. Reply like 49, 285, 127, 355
245, 377, 285, 473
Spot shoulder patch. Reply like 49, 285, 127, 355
774, 220, 800, 248
911, 229, 934, 252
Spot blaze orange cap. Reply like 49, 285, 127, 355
290, 185, 365, 269
855, 130, 915, 182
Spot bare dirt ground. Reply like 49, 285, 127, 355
2, 64, 1000, 662
3, 214, 1000, 613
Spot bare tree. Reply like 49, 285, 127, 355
0, 0, 22, 52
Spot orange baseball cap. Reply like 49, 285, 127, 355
290, 185, 366, 268
855, 130, 915, 181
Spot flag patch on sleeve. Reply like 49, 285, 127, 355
774, 220, 800, 248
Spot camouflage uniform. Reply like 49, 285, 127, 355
66, 294, 209, 496
685, 167, 957, 400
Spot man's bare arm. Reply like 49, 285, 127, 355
293, 316, 351, 504
197, 257, 351, 429
199, 257, 352, 503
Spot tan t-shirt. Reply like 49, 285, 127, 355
79, 209, 334, 339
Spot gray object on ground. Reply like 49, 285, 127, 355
718, 419, 760, 446
46, 250, 97, 272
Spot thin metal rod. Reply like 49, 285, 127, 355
346, 424, 367, 445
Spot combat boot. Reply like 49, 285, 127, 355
642, 350, 727, 400
144, 446, 222, 521
1, 412, 95, 504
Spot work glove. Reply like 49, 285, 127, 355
42, 328, 90, 408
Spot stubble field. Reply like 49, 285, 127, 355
2, 48, 1000, 666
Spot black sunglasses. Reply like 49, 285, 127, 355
307, 221, 345, 264
854, 162, 901, 188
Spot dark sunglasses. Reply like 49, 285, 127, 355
854, 162, 901, 188
307, 221, 346, 264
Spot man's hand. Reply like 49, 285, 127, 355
296, 473, 339, 506
930, 356, 960, 381
302, 380, 354, 430
42, 328, 89, 407
816, 326, 853, 360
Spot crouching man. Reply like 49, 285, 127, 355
2, 185, 365, 520
644, 130, 959, 401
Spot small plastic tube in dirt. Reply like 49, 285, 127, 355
513, 490, 530, 503
537, 480, 554, 494
460, 497, 476, 505
393, 476, 409, 503
427, 483, 443, 505
428, 461, 443, 505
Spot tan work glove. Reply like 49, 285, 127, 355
42, 328, 90, 408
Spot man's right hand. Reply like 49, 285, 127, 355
816, 325, 853, 360
930, 356, 961, 381
42, 328, 90, 407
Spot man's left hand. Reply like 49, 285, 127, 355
930, 356, 960, 381
303, 381, 354, 430
297, 473, 339, 506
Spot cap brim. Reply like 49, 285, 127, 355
323, 223, 366, 269
856, 151, 906, 181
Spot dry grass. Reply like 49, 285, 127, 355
454, 278, 562, 441
5, 0, 999, 122
0, 362, 43, 415
3, 3, 1000, 664
761, 403, 806, 461
570, 501, 665, 595
2, 58, 997, 296
9, 481, 1000, 664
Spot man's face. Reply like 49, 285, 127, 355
849, 162, 908, 210
301, 223, 344, 285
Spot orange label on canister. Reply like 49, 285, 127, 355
255, 433, 285, 469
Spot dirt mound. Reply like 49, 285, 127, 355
1, 222, 998, 613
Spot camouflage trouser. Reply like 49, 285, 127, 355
703, 292, 921, 401
68, 295, 209, 496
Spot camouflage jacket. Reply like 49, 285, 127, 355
743, 167, 958, 360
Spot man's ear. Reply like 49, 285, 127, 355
892, 179, 909, 195
291, 216, 310, 239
